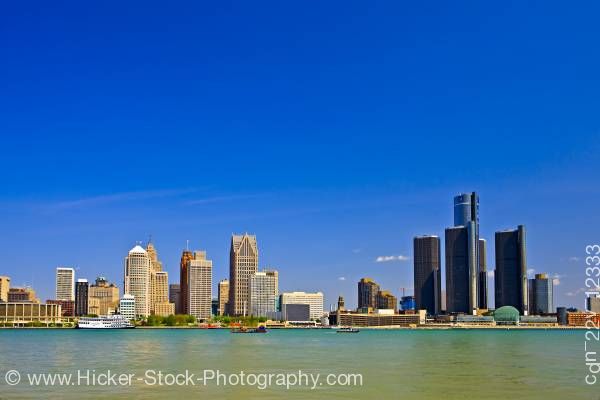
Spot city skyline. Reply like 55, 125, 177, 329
1, 3, 599, 311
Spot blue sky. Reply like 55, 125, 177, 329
1, 2, 599, 309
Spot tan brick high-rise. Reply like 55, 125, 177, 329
228, 234, 258, 316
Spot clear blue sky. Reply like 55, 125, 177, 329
1, 1, 599, 310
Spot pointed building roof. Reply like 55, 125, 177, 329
129, 245, 146, 254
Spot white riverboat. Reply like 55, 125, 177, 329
77, 315, 135, 329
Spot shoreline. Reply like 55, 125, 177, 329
0, 325, 587, 330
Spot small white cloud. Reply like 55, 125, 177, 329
569, 257, 580, 262
376, 255, 410, 263
527, 268, 536, 277
338, 277, 346, 281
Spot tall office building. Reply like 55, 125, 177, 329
453, 192, 481, 312
280, 292, 324, 320
169, 284, 181, 314
218, 279, 229, 316
445, 227, 470, 313
249, 270, 278, 317
229, 234, 258, 316
376, 290, 398, 312
413, 236, 441, 315
119, 294, 135, 321
179, 248, 194, 315
75, 279, 89, 316
188, 251, 213, 321
88, 277, 119, 316
124, 244, 151, 318
478, 239, 488, 309
494, 225, 528, 314
56, 267, 75, 301
358, 278, 380, 310
0, 276, 10, 302
146, 243, 173, 315
528, 273, 553, 315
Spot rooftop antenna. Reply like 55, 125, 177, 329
186, 239, 189, 251
148, 234, 153, 245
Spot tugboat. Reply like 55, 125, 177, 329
336, 326, 360, 333
231, 325, 268, 334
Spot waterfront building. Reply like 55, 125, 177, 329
567, 311, 600, 327
494, 225, 528, 314
147, 243, 173, 315
88, 277, 119, 316
0, 276, 10, 302
46, 300, 74, 317
453, 192, 482, 310
124, 245, 151, 318
280, 292, 324, 320
75, 279, 89, 316
56, 267, 75, 301
358, 278, 379, 310
413, 235, 441, 315
337, 295, 345, 311
169, 284, 181, 314
179, 248, 194, 315
445, 226, 472, 314
282, 304, 310, 322
119, 294, 135, 321
0, 303, 62, 325
229, 234, 259, 316
479, 238, 488, 309
153, 302, 175, 317
376, 290, 398, 312
218, 279, 229, 316
249, 270, 278, 317
493, 306, 520, 325
557, 307, 568, 325
588, 296, 600, 313
400, 296, 416, 311
8, 287, 39, 303
528, 273, 553, 314
329, 309, 426, 327
211, 299, 219, 316
188, 251, 212, 321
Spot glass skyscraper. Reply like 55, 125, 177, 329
413, 235, 441, 315
494, 225, 528, 314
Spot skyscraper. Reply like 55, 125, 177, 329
495, 225, 528, 314
229, 234, 258, 316
376, 290, 398, 312
478, 239, 488, 309
146, 242, 173, 315
0, 276, 10, 302
169, 284, 181, 314
56, 267, 75, 301
358, 278, 379, 310
75, 279, 89, 316
413, 235, 441, 315
218, 279, 229, 316
188, 251, 213, 321
88, 277, 119, 316
124, 244, 151, 318
179, 248, 194, 315
249, 270, 278, 317
445, 226, 471, 313
529, 273, 553, 315
447, 192, 483, 313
